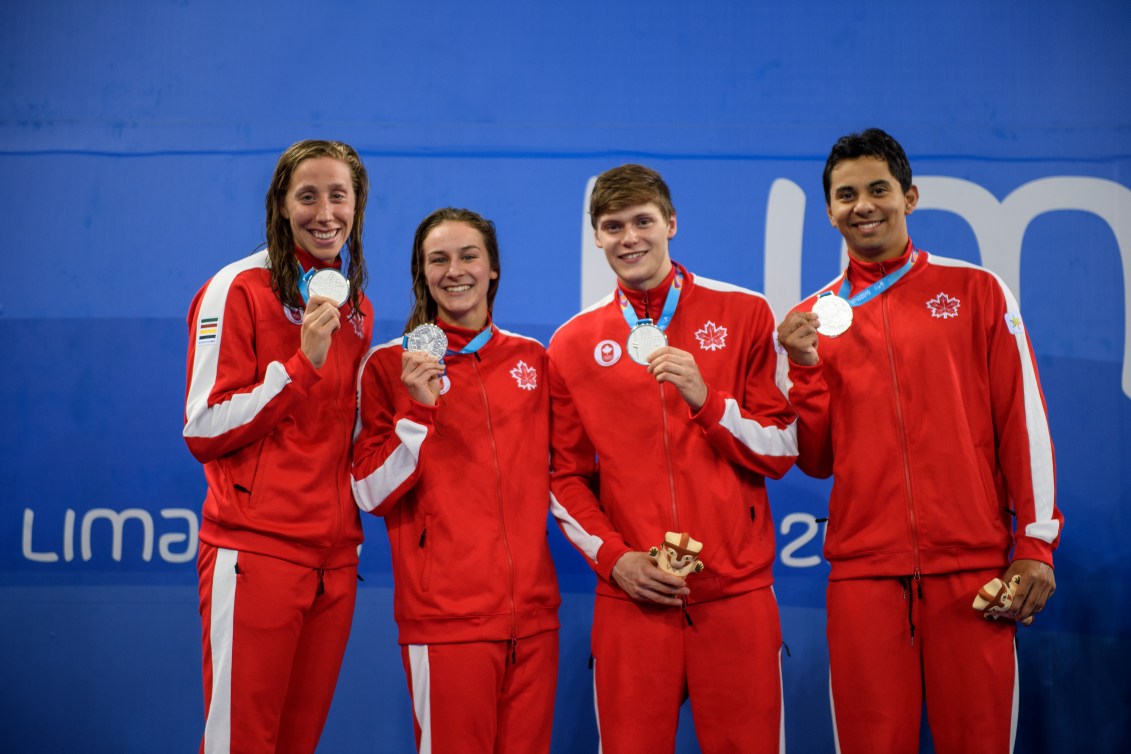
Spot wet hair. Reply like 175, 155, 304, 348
588, 163, 676, 228
822, 128, 913, 203
263, 139, 369, 313
405, 208, 501, 332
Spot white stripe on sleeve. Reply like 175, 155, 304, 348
351, 418, 429, 513
718, 397, 799, 457
549, 492, 604, 563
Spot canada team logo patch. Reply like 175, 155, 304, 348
284, 304, 304, 325
695, 321, 728, 351
196, 316, 219, 345
594, 339, 622, 367
926, 293, 961, 319
511, 360, 538, 391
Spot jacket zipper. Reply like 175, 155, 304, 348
660, 382, 680, 531
881, 278, 921, 577
645, 287, 681, 532
331, 334, 345, 552
475, 358, 518, 651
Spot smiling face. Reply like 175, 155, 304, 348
281, 156, 356, 263
422, 220, 499, 329
594, 202, 677, 291
826, 155, 918, 263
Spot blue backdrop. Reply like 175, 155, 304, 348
2, 1, 1129, 751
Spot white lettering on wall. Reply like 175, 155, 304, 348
22, 507, 200, 564
778, 512, 826, 568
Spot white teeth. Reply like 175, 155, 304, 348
622, 252, 645, 260
313, 230, 337, 240
445, 285, 471, 292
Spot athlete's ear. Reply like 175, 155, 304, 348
905, 185, 919, 215
667, 213, 677, 239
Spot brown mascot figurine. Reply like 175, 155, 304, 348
972, 574, 1034, 626
649, 532, 706, 577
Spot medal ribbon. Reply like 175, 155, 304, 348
616, 266, 684, 331
835, 249, 918, 307
446, 326, 494, 357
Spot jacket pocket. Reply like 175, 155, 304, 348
419, 512, 433, 592
225, 436, 267, 514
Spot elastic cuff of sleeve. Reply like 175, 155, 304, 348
788, 360, 823, 383
596, 542, 631, 582
689, 387, 724, 427
1012, 538, 1055, 567
404, 398, 438, 425
287, 351, 321, 391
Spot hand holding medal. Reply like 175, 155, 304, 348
401, 324, 448, 406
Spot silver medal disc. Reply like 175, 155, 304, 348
812, 294, 853, 338
307, 269, 351, 307
625, 323, 668, 365
404, 323, 448, 359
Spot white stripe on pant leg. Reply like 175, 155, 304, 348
408, 644, 432, 754
1009, 641, 1019, 753
772, 586, 786, 754
592, 656, 602, 754
829, 669, 842, 754
204, 547, 237, 754
777, 645, 786, 754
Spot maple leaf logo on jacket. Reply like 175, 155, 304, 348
926, 293, 961, 319
510, 360, 538, 390
695, 321, 728, 351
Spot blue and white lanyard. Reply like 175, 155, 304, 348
832, 249, 918, 307
615, 266, 684, 330
447, 326, 494, 357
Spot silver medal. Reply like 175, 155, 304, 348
307, 268, 351, 307
812, 294, 853, 338
625, 322, 668, 365
404, 323, 448, 359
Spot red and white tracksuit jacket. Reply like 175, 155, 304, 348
184, 247, 372, 567
548, 264, 798, 602
785, 244, 1062, 579
351, 321, 561, 646
184, 247, 372, 753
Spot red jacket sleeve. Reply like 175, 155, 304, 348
690, 299, 797, 478
784, 357, 834, 480
985, 281, 1062, 566
351, 347, 437, 516
547, 351, 630, 582
183, 276, 320, 464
